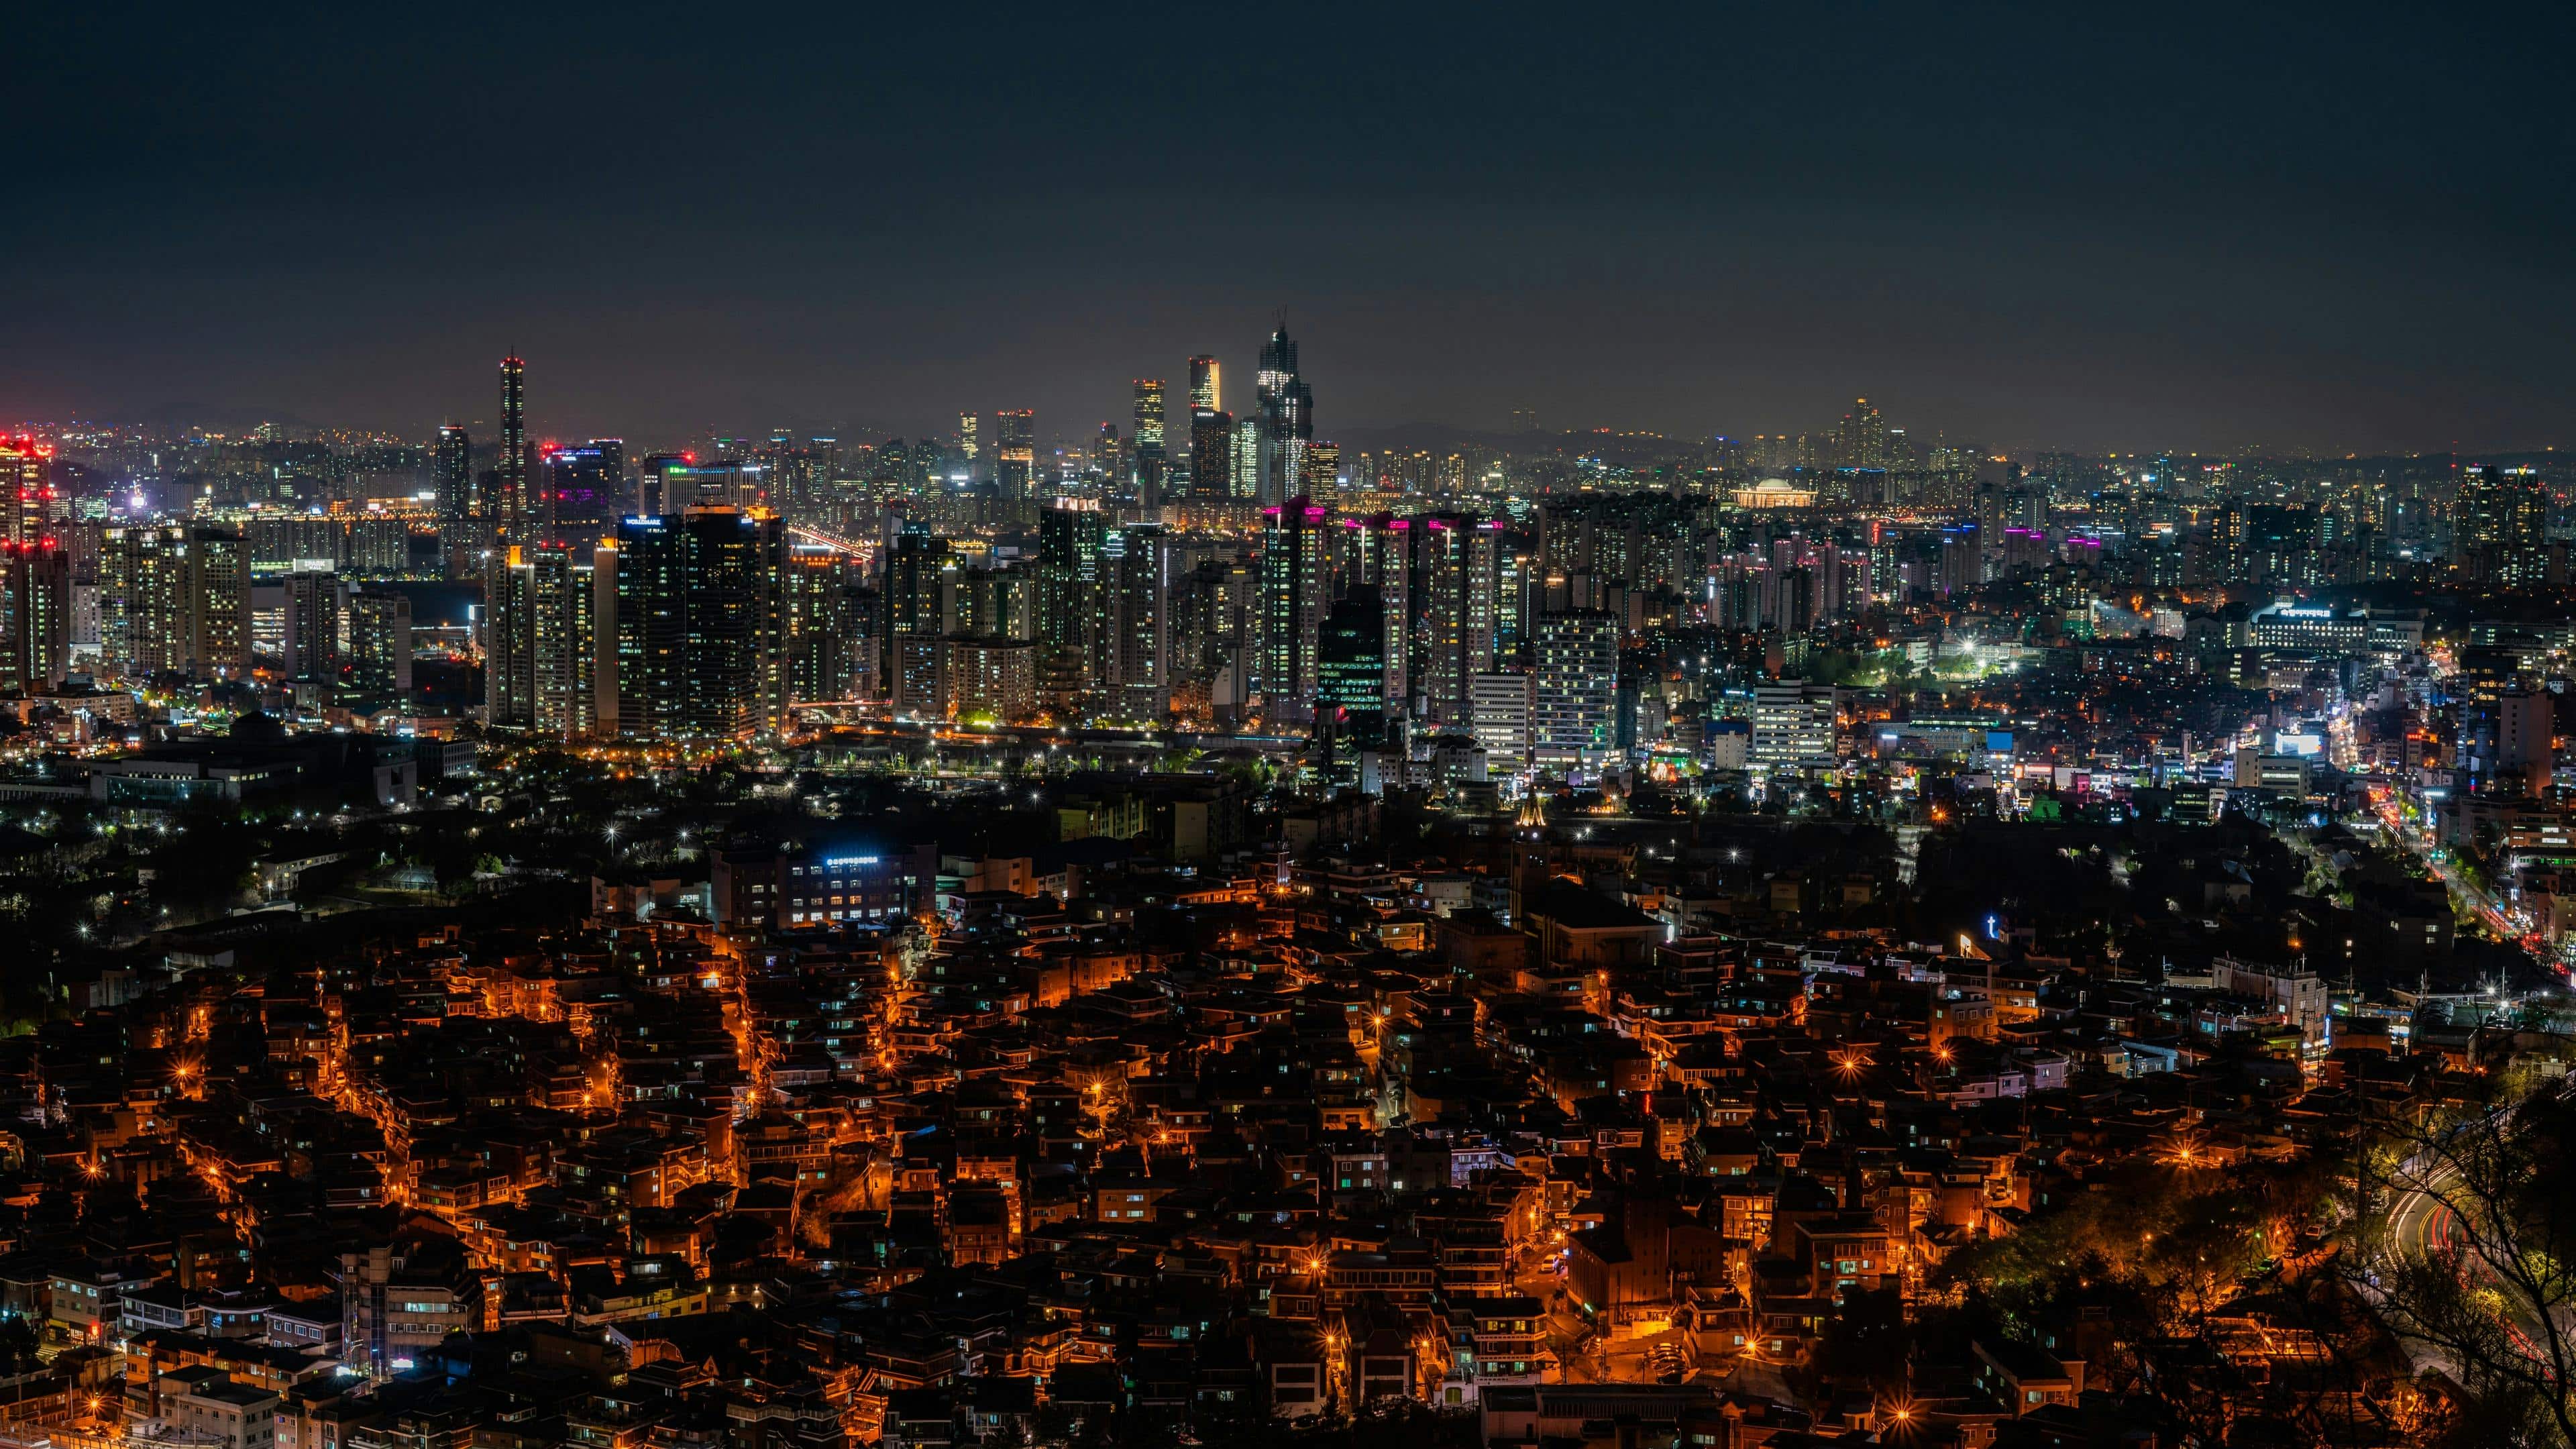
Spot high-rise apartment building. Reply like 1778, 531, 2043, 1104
1419, 515, 1502, 727
1533, 613, 1618, 771
1470, 672, 1536, 776
784, 544, 861, 705
1036, 504, 1106, 713
1, 435, 59, 547
612, 508, 788, 739
879, 527, 955, 717
345, 590, 415, 703
282, 568, 344, 682
2454, 464, 2548, 587
944, 638, 1036, 722
101, 525, 185, 677
434, 425, 476, 521
1341, 516, 1415, 708
187, 526, 252, 678
488, 545, 608, 735
0, 544, 72, 693
1102, 523, 1169, 720
1833, 397, 1892, 469
99, 524, 249, 680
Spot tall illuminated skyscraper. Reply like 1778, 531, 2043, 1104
101, 525, 186, 678
1316, 594, 1386, 726
1, 435, 60, 547
878, 526, 955, 716
1189, 409, 1234, 503
488, 544, 608, 735
543, 443, 623, 547
1036, 504, 1107, 712
1102, 523, 1169, 719
1131, 379, 1167, 507
496, 356, 529, 537
1306, 440, 1340, 492
0, 543, 71, 694
1419, 515, 1502, 727
994, 409, 1036, 500
98, 523, 248, 681
1255, 323, 1313, 506
1230, 415, 1260, 500
1188, 355, 1220, 413
2455, 464, 2548, 586
1534, 612, 1619, 773
784, 544, 861, 705
612, 508, 789, 739
1258, 496, 1330, 723
434, 425, 475, 521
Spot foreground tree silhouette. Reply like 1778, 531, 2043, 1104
2349, 1065, 2576, 1446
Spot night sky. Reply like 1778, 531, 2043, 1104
10, 5, 2573, 454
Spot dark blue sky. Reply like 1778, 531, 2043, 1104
9, 4, 2572, 453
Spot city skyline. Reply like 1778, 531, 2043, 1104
9, 8, 2576, 453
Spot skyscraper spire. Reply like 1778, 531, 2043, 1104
1255, 320, 1311, 506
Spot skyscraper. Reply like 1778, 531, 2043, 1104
1343, 516, 1415, 708
1833, 397, 1891, 468
186, 525, 252, 679
98, 524, 247, 680
994, 409, 1036, 500
0, 543, 71, 694
1130, 380, 1167, 507
878, 527, 955, 716
1256, 323, 1313, 506
1036, 504, 1106, 714
1316, 594, 1386, 725
1, 435, 60, 547
1533, 612, 1619, 773
957, 412, 979, 464
1306, 440, 1341, 492
434, 425, 475, 521
345, 590, 415, 703
612, 508, 788, 739
1188, 410, 1234, 504
101, 525, 186, 678
498, 356, 528, 537
1188, 355, 1220, 413
1259, 496, 1330, 724
1094, 422, 1123, 490
543, 442, 623, 547
1419, 515, 1502, 727
488, 544, 608, 735
1102, 523, 1169, 720
282, 568, 345, 682
784, 544, 862, 705
2454, 464, 2548, 587
1470, 672, 1536, 776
